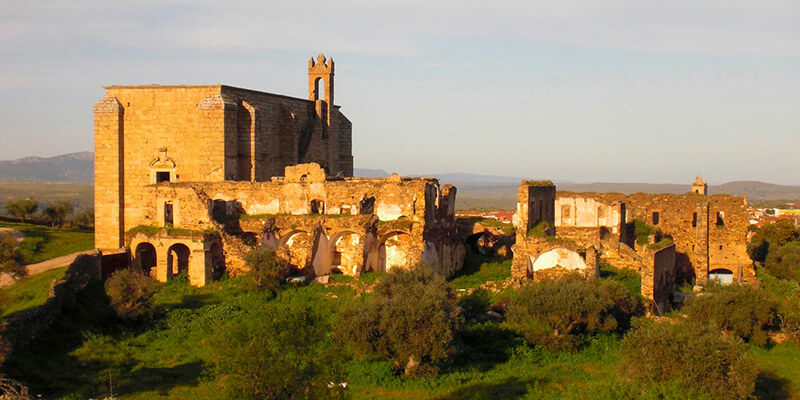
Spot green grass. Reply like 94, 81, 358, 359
4, 258, 800, 399
1, 266, 68, 318
0, 221, 94, 264
450, 252, 511, 291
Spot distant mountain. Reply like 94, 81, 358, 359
0, 152, 93, 183
353, 168, 390, 178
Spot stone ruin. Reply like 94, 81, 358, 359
94, 54, 465, 286
511, 177, 754, 315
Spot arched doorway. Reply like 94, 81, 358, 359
378, 231, 411, 272
208, 242, 225, 280
330, 231, 362, 275
278, 231, 311, 270
709, 268, 734, 285
134, 243, 157, 278
167, 243, 191, 278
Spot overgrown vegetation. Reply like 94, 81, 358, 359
620, 318, 757, 399
242, 248, 290, 294
506, 275, 643, 351
105, 268, 157, 321
4, 233, 800, 399
337, 267, 462, 376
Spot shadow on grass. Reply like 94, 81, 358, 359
435, 377, 543, 400
754, 371, 792, 400
114, 361, 204, 397
450, 323, 524, 372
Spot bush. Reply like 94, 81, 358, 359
337, 267, 462, 376
104, 268, 156, 321
765, 241, 800, 282
620, 318, 756, 399
243, 248, 290, 294
683, 283, 776, 346
205, 303, 345, 399
505, 275, 643, 351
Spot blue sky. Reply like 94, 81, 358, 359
0, 1, 798, 184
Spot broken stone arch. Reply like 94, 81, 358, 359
527, 247, 587, 274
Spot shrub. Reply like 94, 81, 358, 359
337, 267, 462, 376
243, 248, 290, 294
205, 303, 345, 399
620, 318, 756, 399
104, 268, 156, 321
765, 242, 800, 282
683, 283, 776, 346
505, 275, 643, 350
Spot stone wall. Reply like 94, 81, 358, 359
641, 244, 676, 315
0, 253, 102, 367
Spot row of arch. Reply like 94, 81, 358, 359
133, 241, 225, 282
264, 229, 414, 275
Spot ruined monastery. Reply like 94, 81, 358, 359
94, 54, 465, 285
93, 54, 754, 312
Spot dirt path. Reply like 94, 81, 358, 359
0, 228, 24, 244
0, 250, 97, 289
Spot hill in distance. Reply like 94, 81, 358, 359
1, 153, 798, 208
0, 152, 93, 183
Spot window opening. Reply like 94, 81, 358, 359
156, 171, 171, 183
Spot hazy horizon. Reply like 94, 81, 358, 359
1, 1, 798, 185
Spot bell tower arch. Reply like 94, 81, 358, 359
308, 53, 334, 124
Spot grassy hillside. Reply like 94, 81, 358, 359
1, 266, 68, 318
3, 253, 799, 399
0, 221, 94, 264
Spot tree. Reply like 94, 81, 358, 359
71, 208, 94, 229
748, 220, 799, 263
337, 267, 462, 376
683, 283, 776, 346
765, 242, 800, 283
43, 201, 74, 228
205, 303, 345, 399
243, 248, 290, 294
505, 274, 643, 350
620, 318, 756, 399
5, 199, 38, 222
0, 233, 25, 279
105, 268, 156, 321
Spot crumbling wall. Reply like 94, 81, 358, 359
641, 244, 676, 315
557, 191, 753, 285
0, 253, 102, 367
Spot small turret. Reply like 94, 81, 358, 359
308, 53, 334, 124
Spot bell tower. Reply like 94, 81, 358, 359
308, 53, 334, 124
692, 175, 708, 195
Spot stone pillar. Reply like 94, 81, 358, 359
156, 248, 170, 282
189, 248, 207, 287
695, 202, 710, 284
93, 96, 124, 251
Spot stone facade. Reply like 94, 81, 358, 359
94, 54, 352, 251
